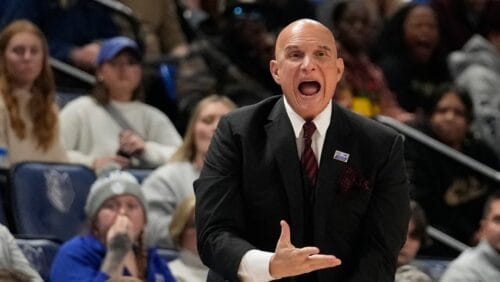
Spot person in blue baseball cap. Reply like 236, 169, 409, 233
96, 36, 142, 67
59, 36, 182, 174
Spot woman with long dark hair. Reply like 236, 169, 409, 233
405, 84, 499, 255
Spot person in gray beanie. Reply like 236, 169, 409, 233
50, 170, 175, 282
84, 170, 148, 221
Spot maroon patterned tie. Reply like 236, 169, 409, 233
301, 121, 318, 188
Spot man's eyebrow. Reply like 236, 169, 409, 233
284, 45, 300, 52
284, 45, 333, 52
319, 45, 332, 52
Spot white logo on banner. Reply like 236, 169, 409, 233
45, 169, 75, 213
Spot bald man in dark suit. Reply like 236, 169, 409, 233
194, 19, 410, 282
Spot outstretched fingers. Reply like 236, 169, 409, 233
307, 253, 342, 271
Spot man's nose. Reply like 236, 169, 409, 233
301, 56, 316, 72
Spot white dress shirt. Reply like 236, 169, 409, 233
237, 98, 332, 282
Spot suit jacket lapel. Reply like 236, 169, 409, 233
265, 97, 305, 246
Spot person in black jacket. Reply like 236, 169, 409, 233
195, 18, 410, 282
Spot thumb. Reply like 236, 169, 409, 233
276, 220, 292, 250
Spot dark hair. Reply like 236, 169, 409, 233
330, 0, 376, 32
426, 83, 474, 122
483, 4, 500, 37
409, 200, 429, 245
375, 2, 443, 60
330, 0, 349, 27
483, 190, 500, 219
375, 2, 419, 57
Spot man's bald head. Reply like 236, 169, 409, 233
275, 19, 338, 59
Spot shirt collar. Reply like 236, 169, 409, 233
283, 97, 332, 139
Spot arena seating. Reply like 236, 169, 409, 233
9, 162, 96, 242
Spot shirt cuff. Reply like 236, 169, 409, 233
237, 249, 275, 282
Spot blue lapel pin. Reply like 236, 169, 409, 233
333, 150, 350, 163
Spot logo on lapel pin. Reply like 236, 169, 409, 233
333, 150, 350, 163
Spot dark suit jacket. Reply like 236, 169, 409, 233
194, 96, 410, 281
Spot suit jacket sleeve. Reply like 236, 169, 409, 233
194, 116, 254, 280
348, 134, 409, 282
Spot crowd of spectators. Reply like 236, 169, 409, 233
0, 0, 500, 281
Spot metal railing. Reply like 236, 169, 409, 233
376, 115, 500, 182
427, 226, 469, 252
376, 115, 500, 253
49, 58, 96, 85
49, 0, 141, 87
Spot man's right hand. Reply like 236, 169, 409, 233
269, 220, 341, 279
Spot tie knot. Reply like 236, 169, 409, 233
303, 121, 316, 140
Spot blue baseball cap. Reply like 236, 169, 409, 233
96, 36, 142, 66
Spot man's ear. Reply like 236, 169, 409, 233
270, 60, 280, 84
336, 58, 345, 83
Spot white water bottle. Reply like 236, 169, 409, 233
0, 147, 8, 169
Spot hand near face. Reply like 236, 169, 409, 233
269, 220, 341, 279
100, 214, 134, 276
119, 130, 145, 157
106, 215, 134, 255
70, 42, 100, 70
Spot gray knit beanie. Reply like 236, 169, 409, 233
84, 170, 147, 220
